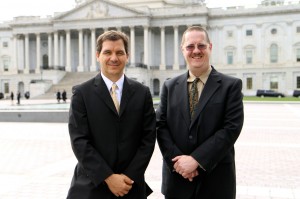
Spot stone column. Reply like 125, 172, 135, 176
256, 24, 262, 65
54, 31, 59, 69
236, 25, 242, 65
24, 33, 30, 74
90, 28, 97, 72
286, 21, 293, 65
160, 26, 166, 70
77, 29, 84, 72
143, 26, 149, 68
66, 30, 72, 72
130, 26, 135, 67
173, 26, 179, 70
60, 33, 64, 67
12, 34, 18, 73
84, 31, 89, 71
48, 33, 53, 69
35, 33, 41, 74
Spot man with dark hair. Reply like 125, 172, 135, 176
67, 30, 156, 199
156, 26, 244, 199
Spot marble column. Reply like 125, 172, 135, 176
84, 31, 89, 71
143, 26, 149, 68
77, 29, 84, 72
24, 33, 29, 74
256, 24, 262, 65
130, 26, 135, 67
48, 33, 53, 68
236, 25, 242, 65
12, 35, 18, 73
35, 33, 41, 74
54, 31, 59, 69
60, 33, 64, 67
66, 30, 72, 72
173, 26, 179, 70
90, 29, 97, 72
160, 26, 166, 70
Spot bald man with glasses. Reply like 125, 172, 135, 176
156, 26, 244, 199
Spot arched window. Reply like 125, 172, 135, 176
270, 44, 278, 63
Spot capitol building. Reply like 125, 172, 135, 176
0, 0, 300, 98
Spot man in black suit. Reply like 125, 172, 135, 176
156, 26, 244, 199
67, 30, 156, 199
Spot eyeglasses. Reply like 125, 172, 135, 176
185, 44, 208, 51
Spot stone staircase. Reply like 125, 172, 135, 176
35, 72, 98, 99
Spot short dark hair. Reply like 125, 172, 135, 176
96, 30, 129, 54
181, 26, 211, 45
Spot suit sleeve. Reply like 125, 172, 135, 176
156, 81, 184, 170
191, 78, 244, 172
123, 87, 156, 184
68, 86, 114, 187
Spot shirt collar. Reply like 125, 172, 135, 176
187, 65, 212, 84
101, 72, 124, 92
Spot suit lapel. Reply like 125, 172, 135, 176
119, 76, 135, 117
190, 68, 221, 128
93, 74, 119, 115
176, 72, 190, 129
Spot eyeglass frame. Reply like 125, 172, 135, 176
185, 43, 208, 51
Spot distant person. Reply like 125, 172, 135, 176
10, 92, 14, 104
67, 30, 156, 198
156, 26, 244, 199
17, 91, 21, 105
56, 90, 61, 103
62, 90, 67, 103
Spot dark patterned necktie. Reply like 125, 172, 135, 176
189, 78, 200, 118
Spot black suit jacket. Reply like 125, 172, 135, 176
67, 74, 156, 199
156, 67, 244, 199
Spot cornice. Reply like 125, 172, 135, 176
208, 4, 300, 19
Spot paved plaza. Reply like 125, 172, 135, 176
0, 101, 300, 198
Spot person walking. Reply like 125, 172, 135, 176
17, 91, 21, 105
56, 90, 61, 103
67, 30, 156, 199
10, 92, 14, 105
62, 90, 67, 102
156, 26, 244, 199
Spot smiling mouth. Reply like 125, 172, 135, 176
192, 54, 203, 59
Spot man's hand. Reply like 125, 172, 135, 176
172, 155, 199, 181
104, 174, 134, 197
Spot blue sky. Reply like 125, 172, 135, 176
0, 0, 262, 22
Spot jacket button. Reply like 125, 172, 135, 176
189, 135, 193, 139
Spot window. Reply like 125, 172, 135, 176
246, 30, 252, 36
2, 42, 8, 48
297, 48, 300, 62
270, 44, 278, 63
271, 28, 277, 35
296, 27, 300, 33
227, 31, 233, 38
246, 50, 253, 64
3, 60, 9, 71
246, 77, 253, 90
4, 82, 9, 93
270, 76, 278, 90
297, 76, 300, 89
227, 51, 233, 65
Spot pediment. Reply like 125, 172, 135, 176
54, 0, 146, 21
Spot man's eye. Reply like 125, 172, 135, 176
117, 51, 125, 55
198, 44, 207, 49
186, 45, 195, 51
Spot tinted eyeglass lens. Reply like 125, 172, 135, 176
186, 44, 207, 51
